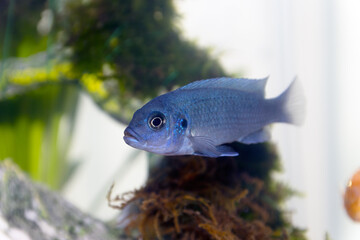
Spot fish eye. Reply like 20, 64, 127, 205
148, 112, 166, 130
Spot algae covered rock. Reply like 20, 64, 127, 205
110, 143, 308, 240
0, 160, 131, 240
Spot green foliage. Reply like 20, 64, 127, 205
0, 84, 79, 189
0, 0, 80, 190
62, 0, 226, 99
0, 0, 49, 58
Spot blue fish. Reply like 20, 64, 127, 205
124, 77, 305, 157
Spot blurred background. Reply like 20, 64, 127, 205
1, 0, 360, 239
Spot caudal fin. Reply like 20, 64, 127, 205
276, 78, 306, 125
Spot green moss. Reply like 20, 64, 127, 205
62, 0, 226, 100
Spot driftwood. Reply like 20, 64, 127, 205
0, 160, 131, 240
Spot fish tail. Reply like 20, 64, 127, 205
275, 78, 306, 125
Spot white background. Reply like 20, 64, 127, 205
63, 1, 360, 239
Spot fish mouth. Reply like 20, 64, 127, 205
123, 127, 141, 145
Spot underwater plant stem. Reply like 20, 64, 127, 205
46, 0, 56, 67
0, 0, 15, 92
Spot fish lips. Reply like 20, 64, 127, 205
123, 127, 142, 147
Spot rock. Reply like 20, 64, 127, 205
0, 160, 131, 240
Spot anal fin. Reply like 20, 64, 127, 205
215, 145, 239, 157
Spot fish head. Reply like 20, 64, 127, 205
124, 98, 189, 155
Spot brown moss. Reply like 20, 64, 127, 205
108, 143, 307, 240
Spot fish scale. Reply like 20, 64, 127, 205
176, 90, 269, 145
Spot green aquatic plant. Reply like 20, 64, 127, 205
62, 0, 226, 99
0, 83, 79, 189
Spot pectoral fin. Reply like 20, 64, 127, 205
215, 145, 239, 157
238, 128, 271, 144
190, 136, 238, 157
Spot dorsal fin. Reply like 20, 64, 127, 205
179, 77, 268, 96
